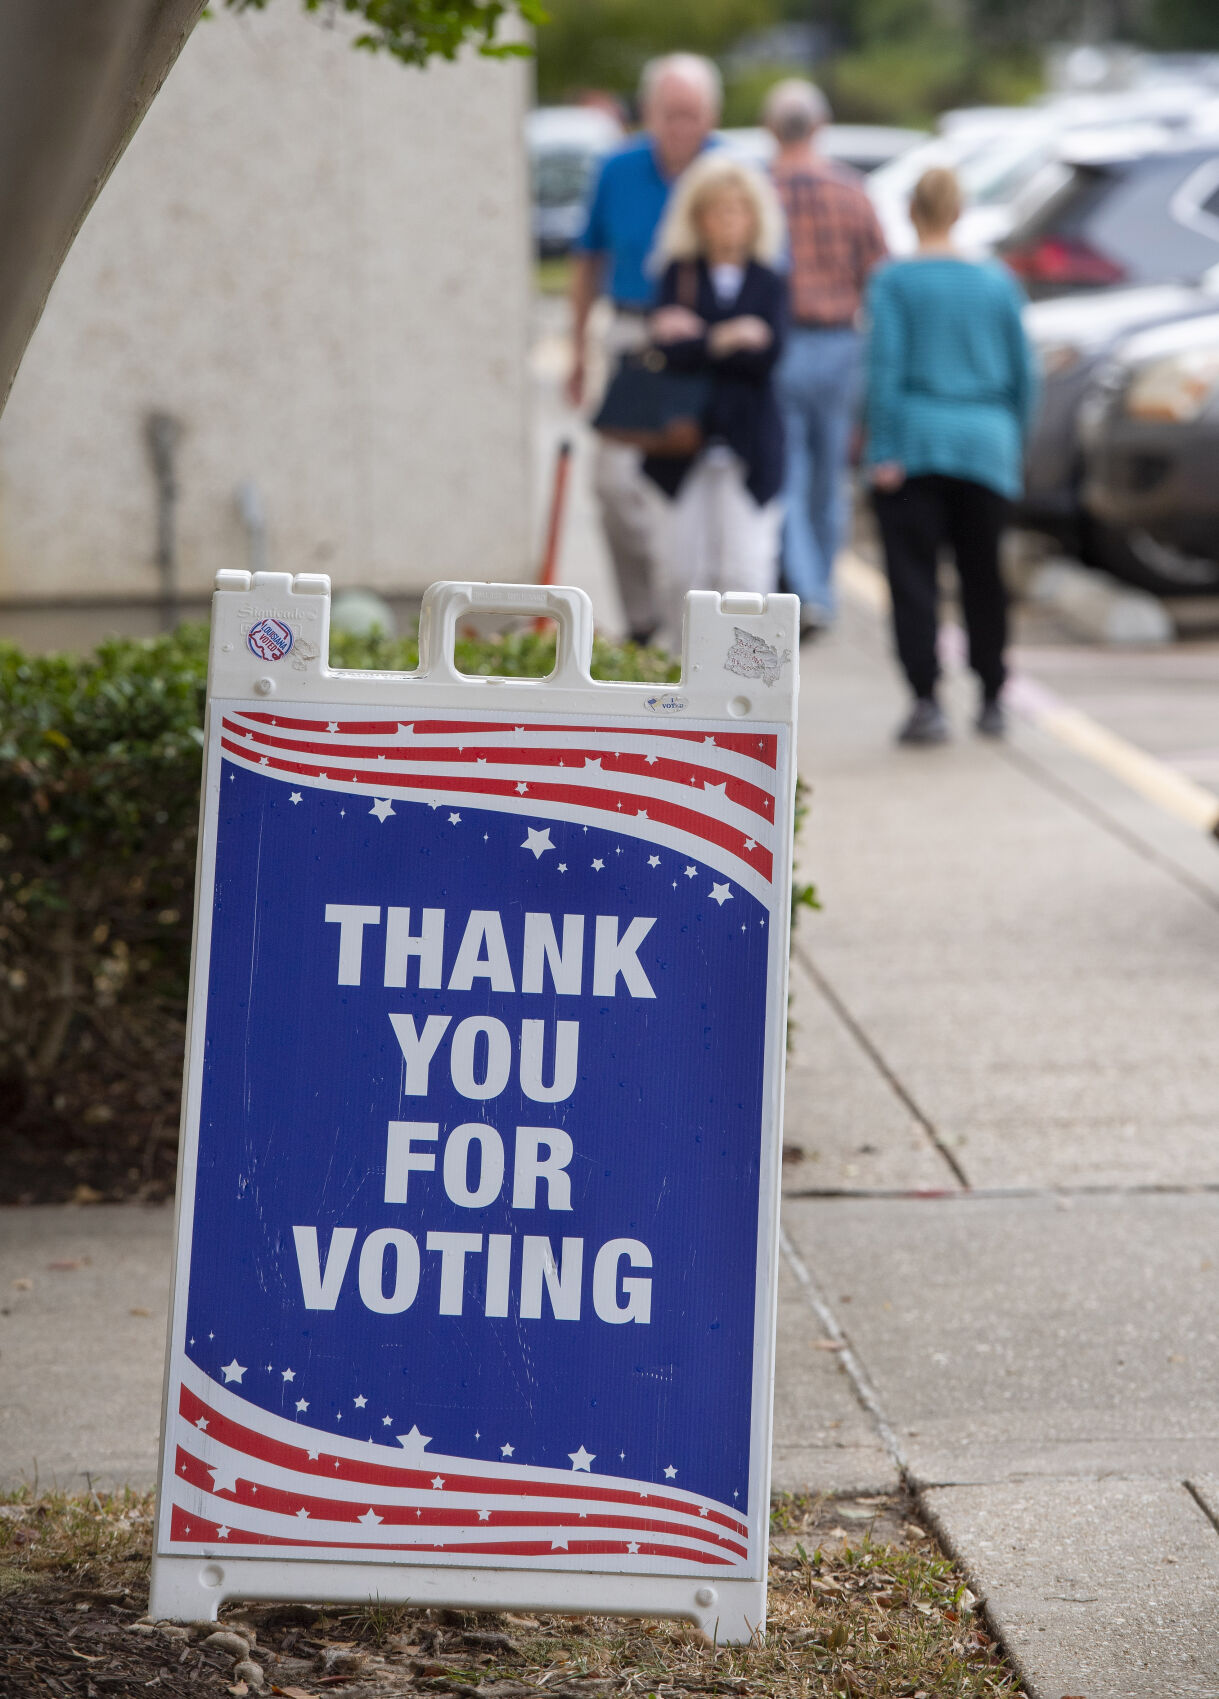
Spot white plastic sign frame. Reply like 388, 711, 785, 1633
150, 573, 798, 1644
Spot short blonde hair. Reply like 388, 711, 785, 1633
652, 153, 785, 269
910, 166, 961, 232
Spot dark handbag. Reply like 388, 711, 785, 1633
591, 263, 709, 457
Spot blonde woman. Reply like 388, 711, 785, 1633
642, 154, 788, 645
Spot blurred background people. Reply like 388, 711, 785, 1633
865, 167, 1038, 746
765, 78, 887, 641
643, 154, 787, 647
567, 53, 721, 644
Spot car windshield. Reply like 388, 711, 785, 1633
957, 131, 1056, 205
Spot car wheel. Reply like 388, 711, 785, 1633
1081, 517, 1219, 597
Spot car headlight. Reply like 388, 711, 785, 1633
1124, 348, 1219, 423
1037, 341, 1082, 379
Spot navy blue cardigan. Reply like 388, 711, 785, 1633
642, 257, 787, 507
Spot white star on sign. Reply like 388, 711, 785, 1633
703, 780, 727, 798
221, 1359, 246, 1384
698, 1506, 709, 1517
684, 865, 697, 878
478, 1508, 491, 1521
358, 1508, 383, 1526
327, 722, 339, 733
647, 855, 660, 868
628, 1540, 641, 1553
354, 1394, 367, 1408
515, 781, 529, 795
551, 1536, 569, 1550
557, 862, 567, 872
645, 753, 658, 765
431, 1475, 446, 1490
296, 1507, 310, 1520
448, 812, 461, 825
744, 838, 756, 851
568, 1446, 595, 1472
396, 1425, 432, 1459
295, 1398, 309, 1412
500, 1442, 514, 1457
636, 808, 648, 819
281, 1368, 295, 1381
591, 858, 604, 871
289, 792, 302, 805
521, 827, 554, 859
664, 1465, 677, 1479
369, 797, 395, 822
584, 757, 602, 771
207, 1462, 241, 1495
195, 1417, 209, 1432
259, 756, 269, 766
307, 1450, 320, 1460
381, 1416, 392, 1427
217, 1526, 231, 1540
710, 882, 733, 906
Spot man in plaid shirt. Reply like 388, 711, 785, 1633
766, 80, 887, 635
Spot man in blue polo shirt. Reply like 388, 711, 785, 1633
567, 54, 721, 644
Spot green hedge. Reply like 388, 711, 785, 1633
0, 624, 811, 1202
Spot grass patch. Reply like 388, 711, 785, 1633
0, 1487, 1025, 1696
534, 255, 572, 297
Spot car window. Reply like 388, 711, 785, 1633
1087, 151, 1219, 279
1001, 163, 1116, 249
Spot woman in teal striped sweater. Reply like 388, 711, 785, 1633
865, 167, 1039, 745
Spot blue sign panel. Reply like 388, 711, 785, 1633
159, 704, 786, 1580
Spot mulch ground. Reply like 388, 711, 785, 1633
0, 1491, 1026, 1699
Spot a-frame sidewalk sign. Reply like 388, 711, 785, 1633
149, 573, 799, 1644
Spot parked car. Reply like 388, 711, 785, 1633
1000, 134, 1219, 297
527, 106, 622, 257
1077, 310, 1219, 593
1020, 276, 1219, 553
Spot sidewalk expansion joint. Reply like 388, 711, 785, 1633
778, 1225, 911, 1483
793, 944, 970, 1191
1184, 1479, 1219, 1540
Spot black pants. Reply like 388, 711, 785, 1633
873, 474, 1010, 702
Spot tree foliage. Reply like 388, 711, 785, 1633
224, 0, 549, 65
535, 0, 779, 105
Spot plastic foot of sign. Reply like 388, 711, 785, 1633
151, 575, 797, 1645
147, 1555, 764, 1645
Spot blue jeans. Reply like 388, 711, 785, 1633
774, 326, 862, 619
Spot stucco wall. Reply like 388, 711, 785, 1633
0, 6, 532, 610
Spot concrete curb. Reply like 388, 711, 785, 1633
1027, 556, 1173, 645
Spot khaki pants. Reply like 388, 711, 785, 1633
592, 311, 661, 640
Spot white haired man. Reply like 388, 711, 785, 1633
567, 54, 721, 645
764, 78, 887, 638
